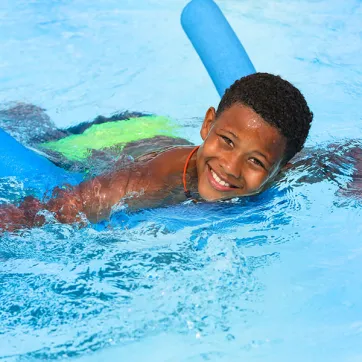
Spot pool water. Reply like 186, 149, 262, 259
1, 0, 362, 361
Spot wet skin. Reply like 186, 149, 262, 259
3, 104, 362, 233
0, 104, 288, 230
194, 104, 287, 201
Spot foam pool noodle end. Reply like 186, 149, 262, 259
181, 0, 256, 97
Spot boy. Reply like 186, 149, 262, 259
0, 73, 313, 231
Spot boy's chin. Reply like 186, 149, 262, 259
197, 188, 217, 202
198, 186, 238, 202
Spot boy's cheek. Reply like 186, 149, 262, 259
243, 174, 267, 195
200, 138, 221, 160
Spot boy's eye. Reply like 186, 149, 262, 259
250, 157, 265, 169
220, 135, 233, 146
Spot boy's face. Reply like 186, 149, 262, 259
196, 104, 287, 201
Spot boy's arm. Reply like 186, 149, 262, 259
280, 142, 362, 195
0, 147, 183, 232
0, 166, 135, 232
53, 166, 134, 223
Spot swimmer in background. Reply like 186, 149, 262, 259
0, 72, 338, 232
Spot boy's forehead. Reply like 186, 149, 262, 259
216, 104, 274, 133
216, 104, 286, 156
217, 103, 262, 123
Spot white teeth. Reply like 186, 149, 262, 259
211, 169, 230, 187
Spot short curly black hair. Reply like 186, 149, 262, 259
216, 73, 313, 162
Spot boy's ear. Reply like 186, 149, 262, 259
200, 107, 216, 141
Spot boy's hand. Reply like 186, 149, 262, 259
0, 196, 44, 233
0, 204, 28, 232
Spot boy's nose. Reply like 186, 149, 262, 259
220, 154, 242, 180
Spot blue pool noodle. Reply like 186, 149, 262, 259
0, 129, 82, 192
181, 0, 256, 97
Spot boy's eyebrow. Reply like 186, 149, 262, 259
220, 128, 238, 139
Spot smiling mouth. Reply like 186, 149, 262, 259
207, 165, 238, 191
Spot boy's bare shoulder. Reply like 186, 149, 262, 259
135, 145, 193, 161
136, 145, 195, 174
120, 145, 195, 202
